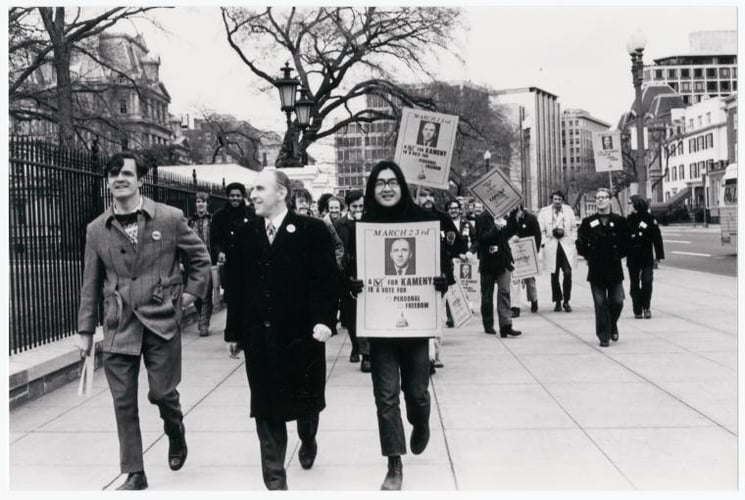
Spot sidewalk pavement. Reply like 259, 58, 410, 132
9, 261, 737, 491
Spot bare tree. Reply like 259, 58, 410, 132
9, 7, 163, 148
220, 6, 462, 165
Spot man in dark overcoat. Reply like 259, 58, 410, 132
225, 169, 339, 490
77, 153, 211, 490
575, 188, 631, 347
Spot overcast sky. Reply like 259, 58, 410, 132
124, 4, 737, 160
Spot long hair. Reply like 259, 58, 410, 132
362, 161, 418, 222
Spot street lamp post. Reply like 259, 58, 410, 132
274, 62, 313, 168
627, 30, 647, 201
483, 150, 491, 171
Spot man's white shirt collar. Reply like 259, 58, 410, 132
265, 207, 289, 231
113, 196, 143, 215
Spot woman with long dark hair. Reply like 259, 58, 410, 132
347, 160, 448, 490
626, 195, 665, 318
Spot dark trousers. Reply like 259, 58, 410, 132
255, 414, 319, 490
103, 328, 183, 473
194, 272, 213, 331
551, 244, 572, 303
369, 338, 430, 457
590, 282, 625, 343
341, 293, 367, 355
628, 264, 654, 314
480, 269, 512, 329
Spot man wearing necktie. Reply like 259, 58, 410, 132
224, 169, 339, 490
386, 237, 415, 276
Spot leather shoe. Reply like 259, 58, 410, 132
410, 424, 430, 455
562, 302, 572, 312
298, 439, 317, 469
611, 330, 619, 342
599, 340, 610, 347
349, 352, 360, 363
634, 313, 643, 319
484, 327, 497, 335
381, 456, 403, 490
500, 325, 522, 338
168, 423, 188, 471
361, 357, 372, 373
511, 307, 520, 318
554, 302, 562, 312
530, 301, 538, 313
445, 319, 454, 328
643, 309, 652, 319
116, 472, 148, 490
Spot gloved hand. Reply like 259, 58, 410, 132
433, 275, 448, 295
348, 277, 364, 297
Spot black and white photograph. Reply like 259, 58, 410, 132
6, 2, 738, 495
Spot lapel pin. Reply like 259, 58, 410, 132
152, 230, 162, 241
287, 224, 296, 233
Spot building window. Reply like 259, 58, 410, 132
697, 136, 704, 150
672, 167, 677, 181
694, 68, 704, 79
681, 82, 691, 92
681, 68, 690, 78
706, 68, 717, 78
690, 163, 696, 179
721, 81, 731, 92
720, 68, 730, 78
706, 112, 711, 124
679, 165, 685, 180
119, 99, 128, 114
706, 133, 713, 148
707, 81, 718, 92
667, 69, 677, 79
694, 81, 705, 92
689, 138, 696, 152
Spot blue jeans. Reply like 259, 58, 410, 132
590, 282, 625, 343
369, 338, 430, 456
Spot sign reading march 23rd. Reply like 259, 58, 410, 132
356, 221, 442, 338
394, 107, 459, 190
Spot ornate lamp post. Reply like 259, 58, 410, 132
274, 62, 313, 168
483, 149, 491, 171
626, 30, 647, 200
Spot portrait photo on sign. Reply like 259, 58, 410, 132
416, 120, 440, 148
385, 237, 416, 276
602, 135, 613, 150
460, 263, 472, 280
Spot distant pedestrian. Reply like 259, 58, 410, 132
538, 190, 577, 312
575, 188, 631, 347
506, 204, 542, 315
225, 170, 339, 490
188, 192, 216, 336
448, 199, 475, 251
334, 189, 369, 369
346, 161, 449, 490
626, 195, 665, 319
77, 153, 211, 490
474, 211, 521, 338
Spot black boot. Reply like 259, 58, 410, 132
530, 301, 538, 313
381, 456, 403, 490
168, 422, 188, 471
360, 355, 371, 373
410, 423, 430, 455
116, 472, 148, 490
500, 325, 522, 338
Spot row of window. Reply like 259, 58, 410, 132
665, 159, 714, 182
668, 133, 715, 157
650, 66, 737, 81
337, 121, 395, 135
338, 175, 364, 187
668, 80, 737, 94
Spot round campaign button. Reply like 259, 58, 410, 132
152, 230, 162, 241
287, 224, 296, 233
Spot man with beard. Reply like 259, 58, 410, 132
415, 187, 466, 373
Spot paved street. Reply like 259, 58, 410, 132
659, 225, 737, 277
8, 261, 737, 491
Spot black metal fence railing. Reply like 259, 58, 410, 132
9, 136, 228, 355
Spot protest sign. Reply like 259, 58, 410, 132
509, 237, 539, 279
445, 280, 473, 328
394, 107, 459, 190
593, 130, 623, 172
468, 167, 522, 219
454, 258, 480, 315
356, 221, 442, 338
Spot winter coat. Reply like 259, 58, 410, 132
626, 211, 665, 268
575, 213, 631, 286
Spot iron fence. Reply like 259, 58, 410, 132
9, 136, 228, 355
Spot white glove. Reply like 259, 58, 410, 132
312, 324, 332, 343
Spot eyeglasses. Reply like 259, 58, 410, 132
374, 179, 400, 189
